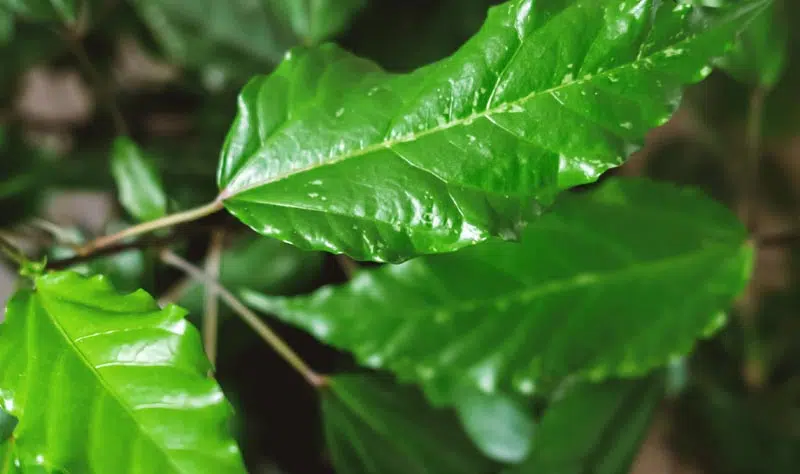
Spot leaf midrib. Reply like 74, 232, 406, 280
221, 3, 739, 198
35, 291, 184, 474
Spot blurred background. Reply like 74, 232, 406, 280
1, 0, 799, 472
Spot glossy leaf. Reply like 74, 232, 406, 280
0, 272, 246, 473
178, 235, 324, 318
0, 0, 77, 22
243, 178, 753, 405
133, 0, 363, 83
321, 373, 498, 474
111, 137, 169, 223
717, 0, 787, 88
454, 390, 535, 464
218, 0, 766, 262
505, 377, 663, 474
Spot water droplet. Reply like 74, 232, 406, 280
620, 122, 633, 130
335, 108, 344, 118
310, 179, 323, 185
561, 73, 574, 84
365, 354, 383, 367
663, 47, 684, 58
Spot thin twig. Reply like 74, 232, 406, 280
78, 199, 225, 257
160, 249, 328, 388
203, 229, 225, 370
740, 86, 767, 391
743, 86, 766, 233
48, 233, 180, 270
158, 276, 193, 307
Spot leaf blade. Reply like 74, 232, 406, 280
505, 377, 663, 474
322, 373, 498, 474
243, 178, 753, 405
219, 0, 768, 262
0, 272, 246, 473
111, 137, 169, 223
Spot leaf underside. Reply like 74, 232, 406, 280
218, 0, 767, 262
321, 373, 498, 474
244, 178, 753, 406
506, 376, 663, 474
0, 272, 246, 474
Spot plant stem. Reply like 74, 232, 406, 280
743, 86, 765, 233
203, 229, 224, 370
160, 249, 328, 389
0, 234, 28, 268
78, 199, 224, 257
740, 86, 767, 390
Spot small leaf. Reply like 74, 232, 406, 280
717, 1, 787, 88
321, 373, 498, 474
505, 377, 663, 474
218, 0, 767, 262
133, 0, 363, 83
0, 0, 77, 22
111, 137, 168, 222
276, 0, 365, 45
243, 178, 753, 405
0, 272, 246, 473
454, 390, 535, 464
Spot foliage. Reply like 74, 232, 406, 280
0, 0, 796, 473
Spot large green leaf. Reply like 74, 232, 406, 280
111, 137, 169, 223
0, 272, 246, 473
217, 0, 766, 262
0, 0, 77, 22
133, 0, 364, 83
243, 178, 753, 405
505, 377, 663, 474
321, 373, 498, 474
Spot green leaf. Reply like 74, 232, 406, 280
133, 0, 363, 84
111, 137, 169, 223
0, 0, 77, 22
218, 0, 766, 262
454, 390, 535, 464
243, 178, 753, 405
275, 0, 365, 45
178, 235, 324, 319
0, 272, 246, 473
321, 373, 498, 474
717, 0, 787, 88
505, 377, 663, 474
